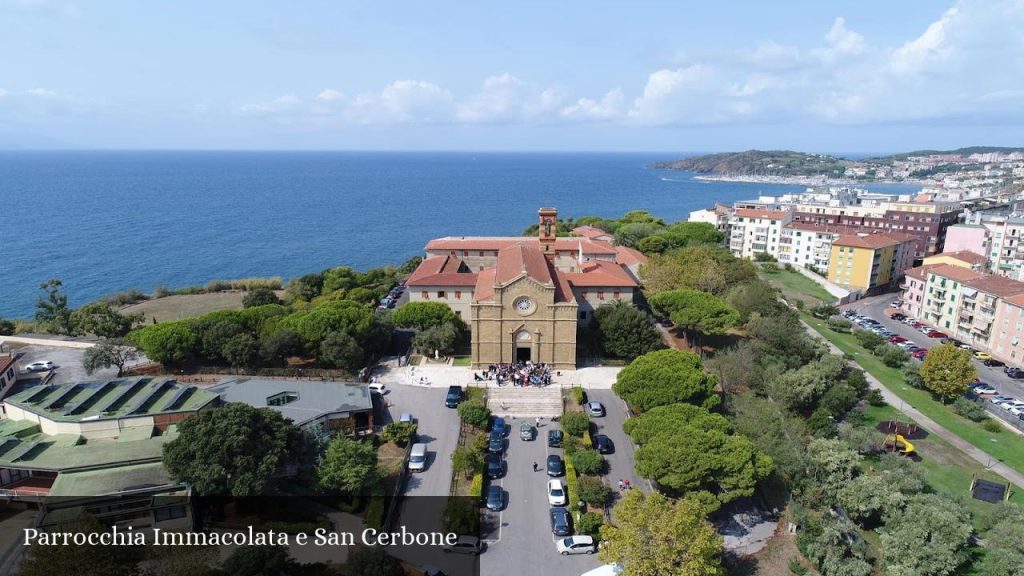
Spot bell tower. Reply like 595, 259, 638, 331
538, 207, 557, 254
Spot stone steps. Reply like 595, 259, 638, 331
486, 386, 563, 418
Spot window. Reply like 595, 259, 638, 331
462, 250, 468, 257
455, 291, 461, 299
438, 291, 446, 299
598, 291, 605, 300
479, 251, 485, 257
154, 506, 188, 522
421, 291, 429, 299
267, 392, 299, 406
613, 290, 620, 299
578, 311, 588, 320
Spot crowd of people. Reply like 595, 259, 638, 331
473, 361, 555, 386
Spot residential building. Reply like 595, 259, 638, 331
0, 355, 17, 399
779, 222, 866, 271
727, 208, 792, 259
901, 264, 937, 319
943, 223, 989, 257
827, 232, 916, 294
208, 377, 374, 434
918, 265, 985, 335
404, 208, 644, 369
979, 215, 1024, 279
955, 275, 1024, 349
921, 251, 988, 272
990, 294, 1024, 366
687, 204, 732, 236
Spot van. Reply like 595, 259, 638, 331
409, 443, 428, 472
580, 564, 623, 576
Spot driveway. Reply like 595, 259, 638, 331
587, 389, 645, 496
3, 343, 136, 385
846, 296, 1024, 432
386, 385, 461, 497
480, 415, 602, 576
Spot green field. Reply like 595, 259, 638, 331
759, 268, 836, 305
805, 313, 1024, 478
452, 356, 472, 367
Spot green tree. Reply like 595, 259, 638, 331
801, 516, 873, 576
919, 344, 976, 402
592, 300, 664, 360
412, 321, 461, 357
318, 331, 365, 371
852, 328, 885, 350
560, 411, 590, 437
70, 302, 143, 338
391, 301, 457, 330
82, 339, 139, 377
451, 445, 482, 479
381, 421, 417, 447
636, 235, 667, 255
880, 493, 972, 576
35, 278, 75, 336
807, 438, 862, 496
614, 222, 660, 248
571, 449, 605, 475
649, 289, 740, 338
20, 513, 144, 576
613, 349, 719, 413
599, 490, 723, 576
222, 333, 260, 368
773, 354, 846, 413
198, 319, 245, 362
725, 280, 785, 322
286, 273, 324, 302
318, 437, 379, 494
243, 287, 282, 308
457, 400, 491, 428
162, 403, 301, 496
622, 403, 730, 445
259, 328, 304, 366
128, 321, 198, 367
577, 476, 612, 506
837, 473, 909, 527
0, 316, 14, 336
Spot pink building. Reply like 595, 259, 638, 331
900, 264, 937, 319
942, 224, 988, 257
990, 293, 1024, 368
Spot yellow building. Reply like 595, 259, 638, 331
921, 250, 988, 272
828, 232, 916, 294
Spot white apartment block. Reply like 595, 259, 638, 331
728, 208, 792, 259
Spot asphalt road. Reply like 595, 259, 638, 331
587, 390, 644, 495
387, 385, 461, 497
845, 295, 1024, 430
7, 344, 124, 384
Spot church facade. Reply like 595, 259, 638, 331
404, 208, 646, 369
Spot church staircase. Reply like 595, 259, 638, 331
486, 385, 563, 418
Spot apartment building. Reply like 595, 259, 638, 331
686, 204, 732, 237
991, 294, 1024, 366
922, 250, 989, 272
779, 222, 868, 271
727, 208, 792, 259
979, 215, 1024, 280
955, 275, 1024, 350
827, 232, 916, 294
943, 223, 989, 257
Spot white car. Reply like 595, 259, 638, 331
399, 413, 414, 423
24, 361, 54, 372
556, 535, 597, 555
368, 382, 386, 395
974, 385, 999, 395
1007, 405, 1024, 417
890, 300, 902, 308
547, 479, 567, 506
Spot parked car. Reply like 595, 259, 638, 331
1005, 367, 1024, 379
547, 429, 563, 448
549, 507, 572, 537
974, 385, 999, 395
892, 313, 906, 321
547, 479, 567, 506
485, 485, 504, 511
443, 535, 483, 555
888, 335, 907, 344
890, 300, 902, 308
913, 349, 928, 360
491, 416, 507, 436
485, 453, 503, 479
594, 434, 614, 454
927, 331, 948, 339
974, 351, 992, 361
445, 385, 463, 408
989, 395, 1015, 405
519, 421, 535, 441
24, 361, 54, 372
488, 430, 504, 454
408, 443, 428, 472
546, 454, 565, 477
399, 413, 414, 424
556, 535, 597, 555
586, 402, 605, 417
984, 358, 1006, 367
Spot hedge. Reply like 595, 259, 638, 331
468, 471, 484, 500
572, 387, 587, 405
582, 428, 593, 449
365, 485, 386, 530
565, 456, 580, 513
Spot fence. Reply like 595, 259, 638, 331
381, 441, 413, 532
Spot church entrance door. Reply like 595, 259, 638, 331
515, 346, 531, 363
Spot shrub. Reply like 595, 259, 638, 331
457, 401, 491, 429
565, 455, 580, 513
382, 422, 417, 447
953, 397, 988, 422
827, 317, 852, 333
784, 263, 796, 272
582, 428, 593, 449
865, 389, 886, 406
451, 446, 482, 479
982, 419, 1003, 433
243, 287, 283, 308
572, 387, 587, 405
810, 304, 839, 319
101, 290, 150, 307
761, 262, 779, 273
365, 485, 386, 529
794, 299, 805, 310
853, 329, 884, 350
561, 412, 590, 438
577, 512, 604, 538
874, 344, 909, 368
577, 476, 612, 506
563, 436, 583, 456
468, 472, 484, 499
470, 432, 489, 455
571, 449, 605, 475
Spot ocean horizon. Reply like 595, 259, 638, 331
0, 150, 919, 318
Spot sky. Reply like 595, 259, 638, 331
1, 0, 1023, 153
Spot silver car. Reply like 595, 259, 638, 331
586, 401, 605, 417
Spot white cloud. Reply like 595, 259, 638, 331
560, 89, 624, 121
316, 88, 343, 102
824, 17, 864, 56
890, 6, 958, 75
26, 88, 57, 98
239, 94, 300, 115
456, 73, 568, 123
347, 80, 452, 123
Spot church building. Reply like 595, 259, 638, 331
404, 208, 646, 369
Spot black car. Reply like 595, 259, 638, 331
547, 429, 563, 448
594, 434, 614, 454
488, 430, 504, 454
549, 507, 572, 536
892, 313, 906, 321
484, 453, 504, 479
485, 486, 504, 511
1006, 367, 1024, 379
984, 358, 1006, 367
546, 454, 565, 477
445, 385, 463, 408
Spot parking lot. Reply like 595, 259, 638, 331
845, 296, 1024, 431
385, 385, 461, 497
2, 343, 129, 385
479, 390, 639, 576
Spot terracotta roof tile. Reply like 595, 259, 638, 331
495, 243, 553, 286
572, 226, 612, 240
963, 275, 1024, 298
0, 356, 16, 376
832, 232, 915, 249
929, 250, 988, 266
614, 245, 647, 267
733, 208, 791, 220
904, 264, 941, 280
564, 261, 638, 288
472, 268, 497, 302
405, 256, 478, 286
926, 264, 986, 283
426, 237, 616, 255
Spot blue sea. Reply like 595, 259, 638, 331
0, 151, 920, 318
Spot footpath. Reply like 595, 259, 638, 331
803, 320, 1024, 491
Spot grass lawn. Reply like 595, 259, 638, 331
452, 356, 472, 367
759, 268, 836, 306
805, 313, 1024, 479
120, 292, 248, 322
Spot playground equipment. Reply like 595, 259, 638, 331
882, 433, 915, 455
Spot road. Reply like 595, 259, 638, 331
847, 295, 1024, 432
587, 390, 645, 495
387, 385, 461, 498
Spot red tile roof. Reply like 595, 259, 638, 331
928, 250, 988, 266
426, 236, 617, 255
614, 245, 647, 267
832, 232, 915, 249
926, 264, 986, 283
572, 226, 612, 240
495, 243, 553, 286
563, 260, 638, 288
405, 256, 479, 286
0, 355, 16, 376
472, 268, 497, 302
904, 264, 941, 280
733, 208, 791, 220
963, 275, 1024, 298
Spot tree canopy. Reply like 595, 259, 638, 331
648, 289, 740, 336
35, 278, 74, 336
638, 246, 757, 296
919, 344, 977, 402
622, 403, 731, 445
599, 490, 723, 576
613, 349, 719, 413
162, 403, 302, 496
317, 437, 379, 494
70, 302, 143, 338
592, 300, 664, 360
391, 301, 458, 330
82, 339, 139, 377
880, 493, 972, 576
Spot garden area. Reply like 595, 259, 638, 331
562, 387, 610, 539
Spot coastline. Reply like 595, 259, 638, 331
692, 174, 918, 187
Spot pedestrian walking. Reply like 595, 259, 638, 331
618, 479, 624, 491
624, 479, 631, 490
533, 461, 539, 472
535, 416, 541, 427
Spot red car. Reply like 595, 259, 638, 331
913, 349, 928, 359
912, 322, 926, 329
888, 335, 908, 344
927, 331, 948, 339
